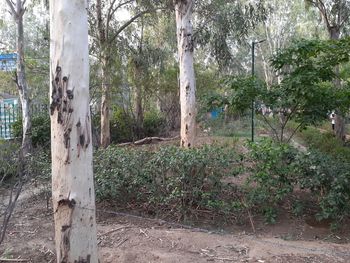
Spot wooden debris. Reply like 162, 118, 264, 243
117, 136, 179, 147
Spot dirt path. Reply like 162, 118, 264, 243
1, 190, 350, 263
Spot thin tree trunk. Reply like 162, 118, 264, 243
6, 0, 32, 154
49, 0, 98, 262
174, 0, 196, 148
97, 0, 111, 148
134, 65, 144, 137
100, 58, 111, 148
329, 27, 346, 141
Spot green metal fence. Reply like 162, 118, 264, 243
0, 100, 48, 140
0, 99, 19, 139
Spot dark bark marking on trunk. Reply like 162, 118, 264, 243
76, 117, 91, 157
57, 198, 76, 209
51, 64, 76, 163
57, 197, 75, 263
74, 255, 91, 263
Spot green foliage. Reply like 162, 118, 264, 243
110, 107, 134, 143
0, 140, 20, 182
223, 38, 350, 142
299, 128, 350, 162
94, 147, 151, 202
94, 145, 238, 219
245, 138, 297, 222
12, 114, 51, 147
27, 148, 51, 181
245, 136, 350, 224
295, 150, 350, 223
143, 110, 166, 137
225, 76, 265, 114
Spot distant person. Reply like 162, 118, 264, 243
330, 111, 335, 130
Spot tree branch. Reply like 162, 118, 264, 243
286, 122, 304, 143
107, 0, 135, 34
109, 9, 157, 44
261, 113, 279, 141
5, 0, 16, 16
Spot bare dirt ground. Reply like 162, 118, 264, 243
1, 188, 350, 263
1, 134, 350, 262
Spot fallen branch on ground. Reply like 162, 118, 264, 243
0, 259, 30, 262
98, 225, 132, 237
117, 136, 179, 146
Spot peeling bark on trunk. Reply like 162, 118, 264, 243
16, 4, 32, 155
97, 0, 111, 148
174, 0, 196, 148
100, 57, 111, 148
50, 1, 98, 262
6, 0, 32, 155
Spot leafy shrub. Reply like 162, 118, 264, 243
246, 137, 350, 224
0, 140, 20, 183
295, 150, 350, 223
94, 145, 238, 219
12, 114, 50, 147
245, 138, 297, 223
143, 111, 166, 137
299, 127, 350, 162
27, 149, 51, 181
94, 147, 151, 202
110, 107, 134, 143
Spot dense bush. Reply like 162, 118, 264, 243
246, 138, 350, 225
27, 149, 51, 181
245, 139, 298, 223
110, 107, 134, 143
12, 114, 50, 147
299, 127, 350, 162
143, 111, 166, 137
0, 140, 20, 183
295, 150, 350, 225
94, 145, 238, 219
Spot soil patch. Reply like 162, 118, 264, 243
1, 190, 350, 263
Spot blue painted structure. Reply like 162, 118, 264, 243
210, 108, 224, 119
0, 53, 17, 71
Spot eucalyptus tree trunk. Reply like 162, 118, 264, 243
100, 57, 111, 148
96, 0, 111, 148
133, 63, 144, 137
49, 0, 98, 262
329, 27, 346, 141
5, 0, 32, 154
174, 0, 196, 148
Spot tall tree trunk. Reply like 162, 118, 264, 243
97, 0, 111, 148
174, 0, 196, 148
16, 0, 32, 155
329, 27, 346, 141
49, 1, 98, 262
6, 0, 32, 154
134, 64, 143, 138
100, 57, 111, 148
